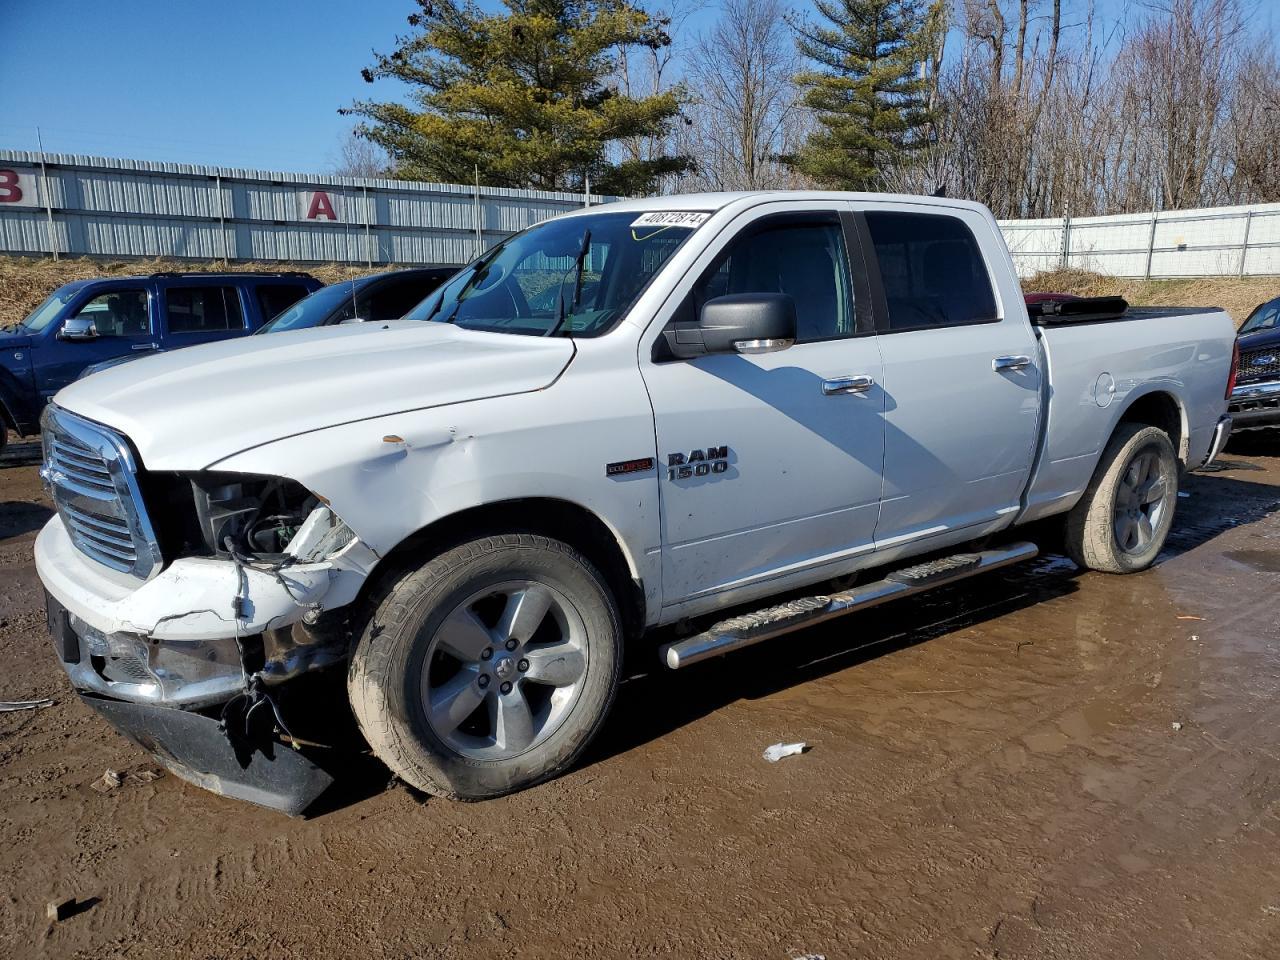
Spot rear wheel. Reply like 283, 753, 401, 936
348, 533, 622, 800
1065, 423, 1178, 573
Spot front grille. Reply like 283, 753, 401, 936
41, 405, 162, 579
1238, 348, 1280, 382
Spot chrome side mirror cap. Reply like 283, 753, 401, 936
59, 316, 99, 341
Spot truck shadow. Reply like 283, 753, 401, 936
581, 466, 1280, 772
0, 501, 54, 540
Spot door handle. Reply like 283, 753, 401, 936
992, 355, 1032, 372
132, 342, 159, 351
822, 375, 875, 396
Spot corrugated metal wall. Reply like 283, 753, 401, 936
999, 203, 1280, 279
3, 150, 1277, 278
0, 151, 611, 265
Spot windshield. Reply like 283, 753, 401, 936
1239, 298, 1280, 335
12, 287, 81, 333
404, 210, 704, 336
257, 281, 362, 334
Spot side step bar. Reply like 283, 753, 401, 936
660, 542, 1038, 670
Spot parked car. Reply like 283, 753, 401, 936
35, 192, 1236, 814
1226, 295, 1280, 430
257, 267, 460, 334
75, 268, 458, 382
0, 272, 319, 451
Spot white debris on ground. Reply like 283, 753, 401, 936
1172, 722, 1184, 731
763, 742, 807, 763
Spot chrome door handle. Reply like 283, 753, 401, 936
132, 342, 159, 351
992, 355, 1031, 372
822, 375, 875, 396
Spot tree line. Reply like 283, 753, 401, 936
342, 0, 1280, 218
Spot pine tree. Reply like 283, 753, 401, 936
346, 0, 691, 195
791, 0, 944, 190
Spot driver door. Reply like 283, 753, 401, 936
640, 203, 886, 615
37, 286, 156, 398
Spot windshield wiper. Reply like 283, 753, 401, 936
546, 229, 592, 338
429, 246, 504, 325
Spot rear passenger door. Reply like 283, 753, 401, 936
857, 205, 1042, 549
159, 283, 249, 349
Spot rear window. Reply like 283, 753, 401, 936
365, 276, 442, 322
255, 284, 311, 322
865, 212, 998, 331
166, 287, 244, 333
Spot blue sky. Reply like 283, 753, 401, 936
0, 0, 416, 171
3, 0, 1270, 176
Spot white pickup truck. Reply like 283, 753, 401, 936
35, 192, 1236, 813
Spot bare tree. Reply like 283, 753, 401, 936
676, 0, 810, 191
331, 128, 391, 179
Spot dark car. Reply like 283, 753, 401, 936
1227, 295, 1280, 430
257, 267, 459, 335
0, 271, 319, 452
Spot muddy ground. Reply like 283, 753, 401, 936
2, 435, 1280, 959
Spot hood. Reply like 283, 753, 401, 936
1237, 326, 1280, 353
53, 321, 575, 470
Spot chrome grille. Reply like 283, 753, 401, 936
41, 405, 162, 579
1238, 349, 1280, 382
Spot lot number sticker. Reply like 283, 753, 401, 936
630, 211, 711, 229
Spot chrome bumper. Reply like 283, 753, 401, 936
1228, 380, 1280, 430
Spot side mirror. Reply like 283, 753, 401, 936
59, 316, 99, 341
667, 293, 797, 359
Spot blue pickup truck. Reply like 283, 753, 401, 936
0, 271, 319, 451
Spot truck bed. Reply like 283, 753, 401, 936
1018, 305, 1237, 524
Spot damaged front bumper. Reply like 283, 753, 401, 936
37, 516, 373, 707
36, 516, 376, 813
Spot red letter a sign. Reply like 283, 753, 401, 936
306, 191, 338, 220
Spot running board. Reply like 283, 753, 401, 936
660, 542, 1039, 670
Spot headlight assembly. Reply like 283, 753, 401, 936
187, 474, 355, 562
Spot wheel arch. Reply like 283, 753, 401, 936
361, 497, 648, 641
1114, 388, 1187, 465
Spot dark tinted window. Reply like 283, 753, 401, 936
256, 284, 311, 323
365, 275, 443, 321
73, 290, 150, 336
691, 214, 855, 342
1239, 298, 1280, 334
865, 212, 997, 330
166, 287, 244, 333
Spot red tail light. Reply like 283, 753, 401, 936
1226, 339, 1240, 399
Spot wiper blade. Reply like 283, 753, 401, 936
546, 228, 592, 338
432, 246, 504, 325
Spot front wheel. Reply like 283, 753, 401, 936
348, 533, 622, 800
1064, 423, 1178, 573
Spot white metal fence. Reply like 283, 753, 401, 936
998, 203, 1280, 279
0, 150, 608, 266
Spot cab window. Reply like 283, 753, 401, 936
71, 290, 150, 337
864, 212, 998, 331
687, 212, 856, 343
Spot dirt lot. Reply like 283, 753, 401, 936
2, 434, 1280, 959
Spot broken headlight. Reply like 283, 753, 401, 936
188, 474, 355, 562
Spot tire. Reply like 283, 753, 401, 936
348, 533, 622, 800
1064, 423, 1178, 574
